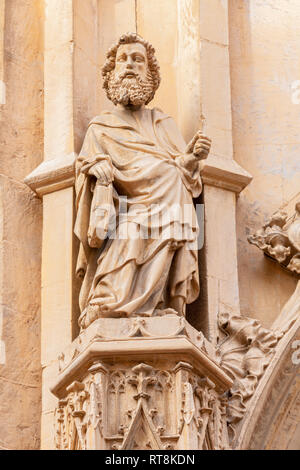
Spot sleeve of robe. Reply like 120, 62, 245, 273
155, 114, 203, 198
74, 124, 113, 278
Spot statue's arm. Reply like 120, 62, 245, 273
158, 115, 211, 197
85, 160, 114, 186
159, 115, 211, 175
76, 124, 114, 186
75, 124, 115, 253
178, 132, 211, 173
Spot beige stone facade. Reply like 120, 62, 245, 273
0, 0, 299, 450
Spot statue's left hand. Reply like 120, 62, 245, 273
88, 160, 114, 186
186, 132, 211, 160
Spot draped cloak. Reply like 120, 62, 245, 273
74, 107, 202, 328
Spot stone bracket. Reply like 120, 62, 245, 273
24, 153, 76, 197
24, 150, 253, 198
201, 153, 253, 194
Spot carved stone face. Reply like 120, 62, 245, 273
114, 43, 149, 82
107, 42, 155, 107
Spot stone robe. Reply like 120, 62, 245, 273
75, 107, 202, 328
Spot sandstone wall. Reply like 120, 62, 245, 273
0, 0, 43, 450
229, 0, 299, 327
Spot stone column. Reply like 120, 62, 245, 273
184, 0, 252, 343
0, 0, 5, 365
0, 0, 43, 450
25, 0, 75, 450
0, 0, 5, 106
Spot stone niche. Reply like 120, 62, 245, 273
51, 316, 232, 450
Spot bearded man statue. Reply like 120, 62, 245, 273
74, 33, 211, 330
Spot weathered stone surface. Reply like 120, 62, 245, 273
248, 203, 300, 276
0, 0, 43, 180
0, 0, 43, 450
0, 177, 42, 450
51, 317, 233, 450
229, 0, 300, 327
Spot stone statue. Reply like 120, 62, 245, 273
74, 33, 211, 329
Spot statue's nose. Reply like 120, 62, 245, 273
126, 57, 134, 68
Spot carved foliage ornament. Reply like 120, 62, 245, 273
248, 202, 300, 276
217, 312, 282, 441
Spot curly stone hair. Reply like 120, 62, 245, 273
102, 33, 161, 103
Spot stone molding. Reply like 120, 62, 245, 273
24, 153, 76, 197
201, 153, 252, 193
235, 316, 300, 450
24, 151, 252, 198
52, 317, 232, 398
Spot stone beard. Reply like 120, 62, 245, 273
106, 70, 155, 107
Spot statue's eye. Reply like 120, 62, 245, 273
135, 56, 145, 63
117, 55, 126, 62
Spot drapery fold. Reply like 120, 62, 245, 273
74, 107, 202, 327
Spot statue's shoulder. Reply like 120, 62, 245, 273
151, 107, 180, 133
151, 107, 172, 122
88, 110, 136, 130
88, 110, 116, 128
151, 107, 178, 128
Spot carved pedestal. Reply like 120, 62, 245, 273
51, 316, 232, 450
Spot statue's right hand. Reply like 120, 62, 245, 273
88, 160, 114, 185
